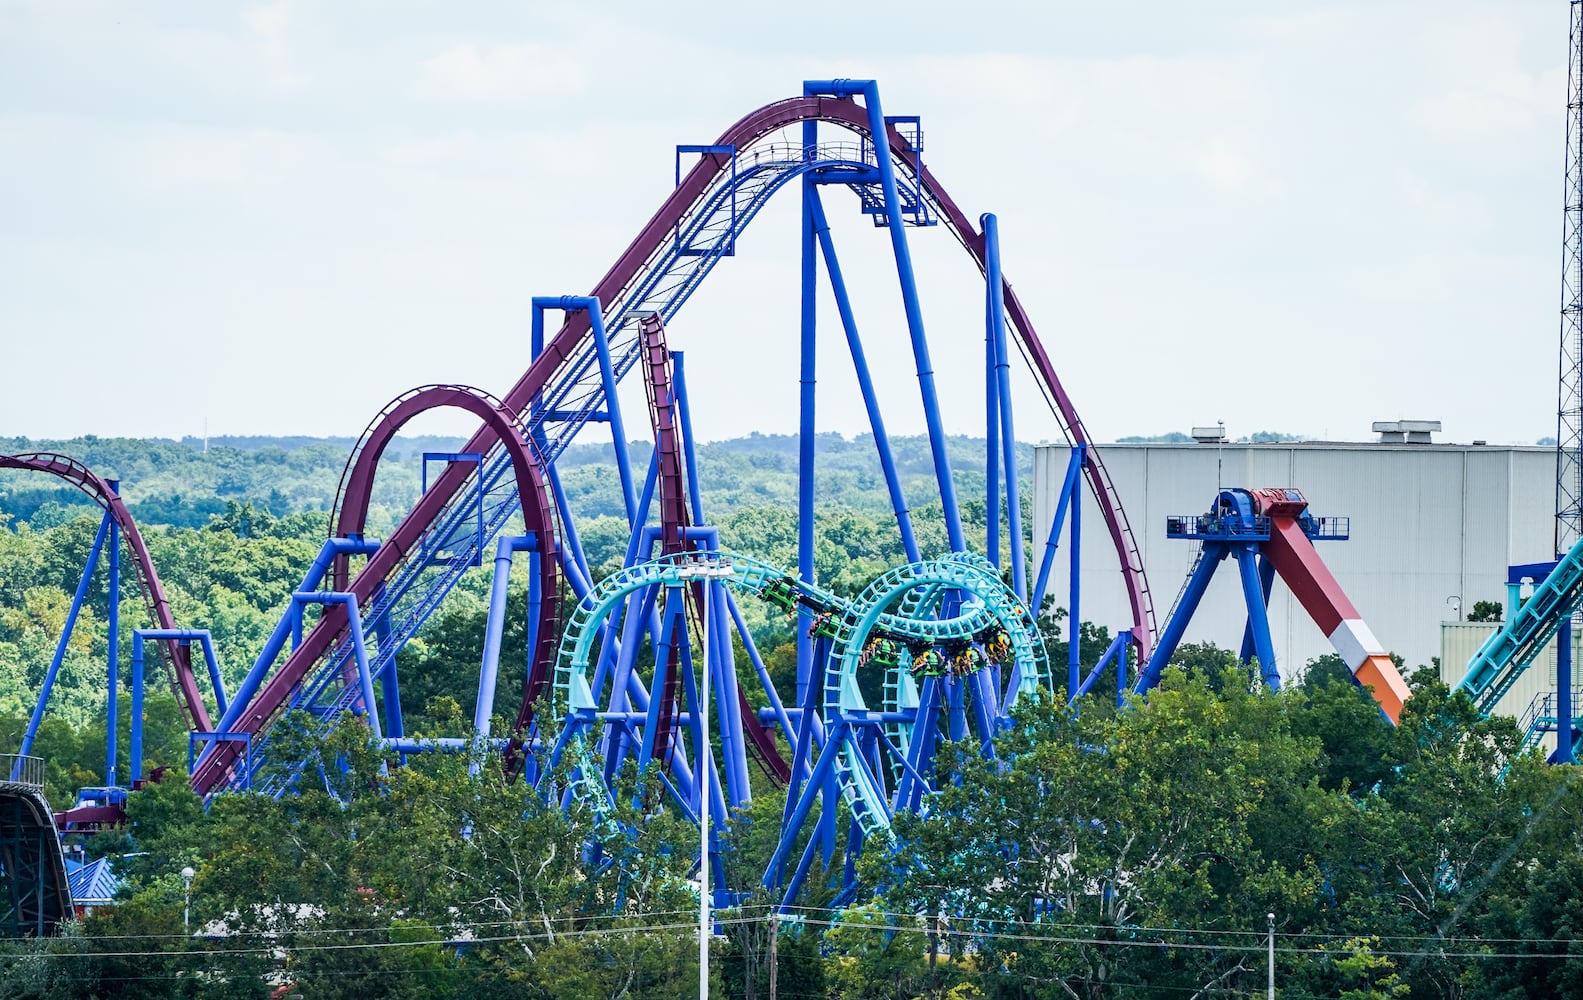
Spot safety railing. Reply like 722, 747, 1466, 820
1, 755, 46, 789
1517, 687, 1583, 737
1164, 514, 1273, 540
1163, 513, 1349, 543
1307, 516, 1351, 540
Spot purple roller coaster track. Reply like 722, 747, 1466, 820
11, 79, 1159, 908
183, 83, 1153, 796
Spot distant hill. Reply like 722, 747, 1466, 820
0, 432, 1034, 532
1116, 430, 1306, 444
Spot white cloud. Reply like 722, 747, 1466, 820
243, 1, 305, 88
1410, 16, 1560, 142
134, 127, 312, 190
902, 49, 1273, 197
1190, 139, 1255, 192
0, 1, 1566, 445
416, 42, 586, 103
244, 2, 290, 40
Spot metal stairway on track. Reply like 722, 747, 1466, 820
1514, 686, 1583, 759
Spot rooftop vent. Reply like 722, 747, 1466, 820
1191, 425, 1226, 444
1372, 419, 1441, 444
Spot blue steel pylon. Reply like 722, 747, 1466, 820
1135, 489, 1388, 707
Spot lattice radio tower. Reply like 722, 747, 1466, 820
1558, 0, 1583, 556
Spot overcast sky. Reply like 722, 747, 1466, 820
0, 1, 1569, 447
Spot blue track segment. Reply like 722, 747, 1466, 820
1457, 532, 1583, 714
545, 548, 1049, 908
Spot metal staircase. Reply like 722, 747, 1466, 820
1515, 686, 1583, 759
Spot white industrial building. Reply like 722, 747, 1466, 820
1032, 430, 1556, 712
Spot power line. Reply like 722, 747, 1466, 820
0, 918, 707, 961
758, 913, 1583, 962
39, 907, 711, 942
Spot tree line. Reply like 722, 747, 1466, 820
1, 435, 1575, 997
0, 654, 1577, 999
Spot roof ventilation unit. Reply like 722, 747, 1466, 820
1372, 419, 1441, 444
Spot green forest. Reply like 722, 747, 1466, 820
0, 434, 1578, 999
0, 430, 1033, 768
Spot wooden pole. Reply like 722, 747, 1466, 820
768, 911, 778, 1000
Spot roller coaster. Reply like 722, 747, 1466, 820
1, 79, 1421, 919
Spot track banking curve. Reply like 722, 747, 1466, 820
327, 385, 563, 730
189, 87, 1155, 795
0, 453, 212, 732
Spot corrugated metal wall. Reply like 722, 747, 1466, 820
1439, 621, 1582, 742
1033, 442, 1554, 683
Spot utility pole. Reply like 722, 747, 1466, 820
698, 573, 712, 1000
768, 911, 778, 1000
1267, 912, 1276, 999
690, 560, 733, 999
182, 866, 195, 936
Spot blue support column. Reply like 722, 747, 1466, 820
476, 535, 537, 770
764, 720, 848, 898
378, 659, 404, 739
200, 537, 380, 765
946, 677, 966, 742
133, 630, 225, 781
199, 636, 228, 717
26, 510, 107, 758
805, 78, 964, 552
676, 615, 728, 827
776, 639, 826, 885
673, 352, 708, 523
711, 579, 751, 808
1239, 556, 1277, 665
531, 296, 638, 525
1559, 615, 1575, 764
523, 547, 542, 700
896, 675, 942, 813
129, 633, 145, 785
530, 301, 546, 365
819, 729, 840, 863
1118, 634, 1129, 708
106, 486, 121, 773
595, 327, 636, 528
724, 592, 798, 747
1033, 447, 1084, 610
1137, 545, 1227, 692
1073, 633, 1129, 705
292, 594, 383, 740
1235, 548, 1281, 690
591, 313, 638, 527
637, 590, 685, 766
968, 670, 998, 752
983, 214, 1026, 600
806, 188, 919, 560
985, 264, 1001, 567
797, 127, 818, 706
1068, 446, 1084, 697
588, 458, 661, 770
546, 464, 594, 596
602, 587, 659, 775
